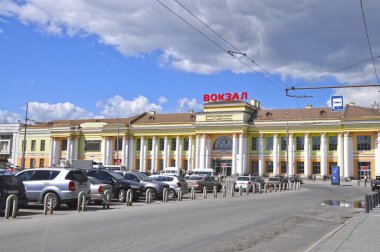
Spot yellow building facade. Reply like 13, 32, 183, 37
17, 100, 380, 179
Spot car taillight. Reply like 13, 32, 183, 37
98, 186, 103, 193
69, 181, 75, 191
176, 182, 181, 187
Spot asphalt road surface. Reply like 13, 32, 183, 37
0, 183, 369, 252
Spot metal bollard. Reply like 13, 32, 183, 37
246, 186, 250, 195
77, 191, 86, 212
43, 193, 54, 215
264, 184, 268, 193
126, 189, 133, 206
365, 195, 370, 213
239, 185, 242, 196
259, 184, 262, 194
145, 188, 151, 204
203, 186, 207, 199
191, 187, 196, 200
5, 194, 18, 219
162, 188, 168, 203
102, 189, 111, 209
369, 195, 373, 211
274, 184, 277, 192
222, 186, 226, 198
372, 194, 376, 209
299, 182, 301, 190
231, 185, 235, 197
213, 186, 218, 198
178, 188, 183, 201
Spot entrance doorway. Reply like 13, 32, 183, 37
213, 159, 232, 176
358, 162, 371, 179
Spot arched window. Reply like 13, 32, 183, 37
213, 136, 233, 151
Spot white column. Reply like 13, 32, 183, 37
273, 134, 279, 176
106, 138, 112, 165
337, 133, 343, 177
321, 133, 327, 176
195, 135, 200, 169
121, 136, 128, 166
232, 134, 238, 175
376, 133, 380, 177
139, 137, 145, 172
128, 137, 134, 171
238, 134, 244, 175
11, 132, 19, 165
101, 138, 106, 165
288, 134, 294, 176
304, 134, 310, 177
258, 134, 264, 176
163, 136, 169, 168
49, 138, 54, 167
206, 138, 212, 169
344, 132, 352, 178
152, 137, 157, 172
66, 137, 71, 162
175, 136, 181, 168
200, 134, 206, 169
72, 138, 78, 161
243, 135, 248, 175
188, 136, 194, 171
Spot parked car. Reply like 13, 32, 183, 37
86, 170, 143, 202
252, 176, 266, 190
0, 173, 28, 211
186, 175, 222, 192
117, 171, 169, 200
371, 180, 380, 191
289, 175, 303, 184
149, 174, 188, 199
266, 176, 285, 189
88, 177, 113, 204
234, 176, 255, 192
16, 168, 90, 209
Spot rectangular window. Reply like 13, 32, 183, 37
252, 137, 258, 151
61, 140, 68, 151
312, 162, 321, 174
296, 161, 304, 174
85, 141, 101, 151
147, 159, 152, 171
328, 162, 337, 175
114, 138, 122, 151
281, 137, 287, 151
329, 136, 337, 151
170, 159, 176, 166
148, 138, 153, 151
357, 135, 371, 151
280, 161, 287, 174
31, 140, 36, 151
266, 161, 273, 173
171, 138, 176, 151
296, 137, 304, 151
312, 136, 321, 151
39, 158, 44, 168
136, 159, 140, 171
252, 161, 259, 175
40, 140, 45, 151
266, 137, 273, 151
183, 138, 189, 151
159, 159, 164, 170
136, 139, 141, 151
183, 159, 188, 171
30, 158, 36, 168
159, 138, 164, 151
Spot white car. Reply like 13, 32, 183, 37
150, 175, 188, 199
234, 176, 256, 192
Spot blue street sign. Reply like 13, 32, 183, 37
331, 96, 344, 112
331, 166, 340, 185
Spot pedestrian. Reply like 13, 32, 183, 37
313, 174, 316, 182
364, 175, 368, 187
323, 174, 326, 182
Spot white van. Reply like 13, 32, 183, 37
161, 167, 181, 176
191, 168, 215, 177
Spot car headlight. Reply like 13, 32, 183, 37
130, 185, 139, 189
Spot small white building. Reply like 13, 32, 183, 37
0, 123, 21, 168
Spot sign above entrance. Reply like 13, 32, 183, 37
203, 92, 248, 102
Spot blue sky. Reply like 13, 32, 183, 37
0, 0, 379, 123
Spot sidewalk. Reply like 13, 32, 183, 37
309, 204, 380, 251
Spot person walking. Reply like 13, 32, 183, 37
364, 175, 368, 187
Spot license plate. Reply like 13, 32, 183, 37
6, 190, 18, 194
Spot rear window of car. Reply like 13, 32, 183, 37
66, 170, 88, 182
0, 175, 22, 186
237, 177, 249, 181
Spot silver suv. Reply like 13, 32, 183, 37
16, 168, 90, 209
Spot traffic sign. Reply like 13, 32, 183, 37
331, 96, 344, 112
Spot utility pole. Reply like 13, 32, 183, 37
116, 118, 120, 165
286, 111, 289, 180
21, 102, 28, 170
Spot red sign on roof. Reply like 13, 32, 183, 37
203, 92, 248, 102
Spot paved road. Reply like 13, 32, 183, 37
0, 183, 369, 252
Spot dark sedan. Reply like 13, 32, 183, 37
0, 174, 28, 211
371, 180, 380, 191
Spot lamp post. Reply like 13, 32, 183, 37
116, 118, 120, 165
286, 111, 289, 181
21, 102, 29, 170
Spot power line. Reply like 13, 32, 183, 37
156, 0, 285, 91
360, 0, 380, 85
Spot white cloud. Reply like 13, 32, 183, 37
177, 97, 202, 112
0, 109, 22, 123
158, 96, 168, 105
327, 87, 380, 108
28, 102, 93, 121
96, 95, 163, 117
1, 0, 380, 83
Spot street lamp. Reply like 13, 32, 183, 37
116, 118, 120, 165
21, 102, 29, 170
286, 111, 289, 181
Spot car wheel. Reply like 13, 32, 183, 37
44, 192, 60, 210
148, 188, 157, 200
118, 189, 127, 202
168, 189, 176, 199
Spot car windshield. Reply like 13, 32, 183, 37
188, 176, 203, 180
108, 171, 125, 180
237, 177, 249, 181
135, 172, 153, 181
